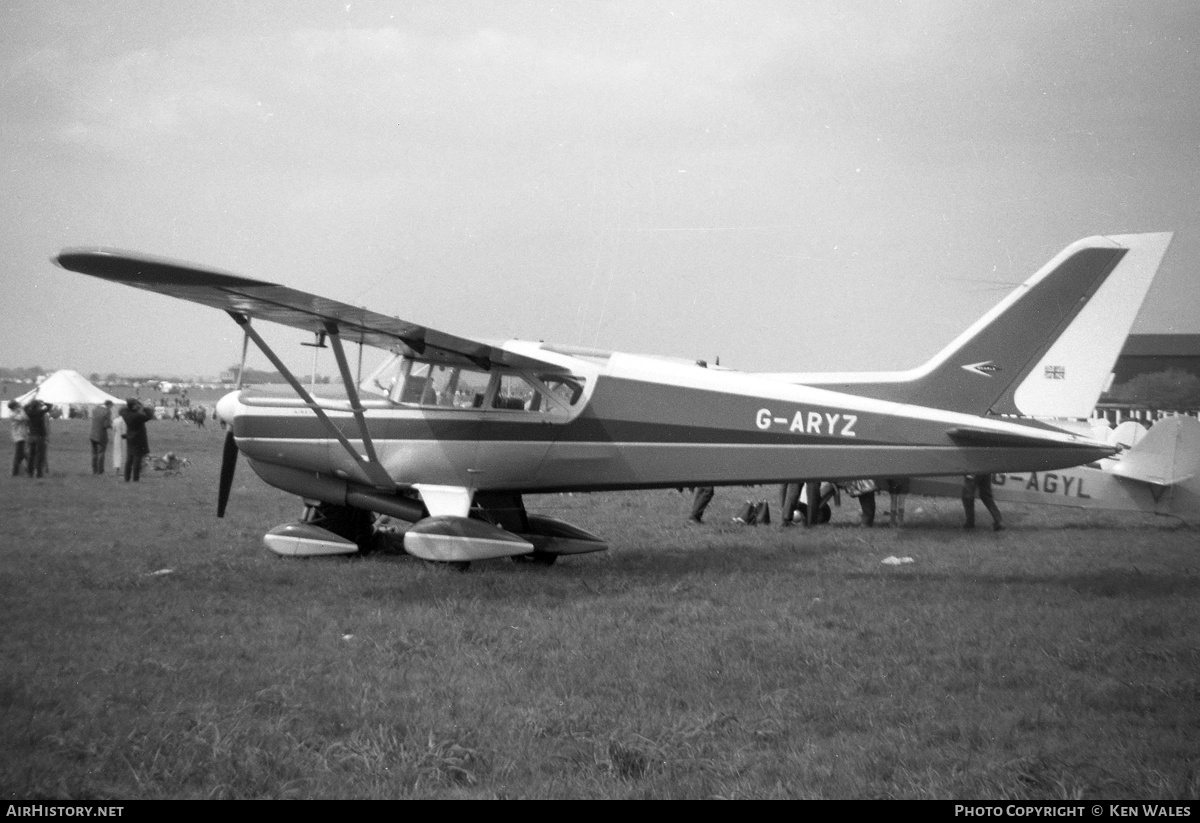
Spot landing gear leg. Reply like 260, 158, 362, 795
303, 502, 377, 554
473, 492, 556, 566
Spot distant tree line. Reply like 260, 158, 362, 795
0, 365, 334, 386
0, 366, 49, 380
1102, 368, 1200, 409
1, 367, 199, 385
224, 365, 332, 385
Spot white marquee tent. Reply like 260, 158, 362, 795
2, 370, 125, 417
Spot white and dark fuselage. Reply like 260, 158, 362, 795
221, 344, 1114, 507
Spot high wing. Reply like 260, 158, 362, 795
54, 248, 565, 374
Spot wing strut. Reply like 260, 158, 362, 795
323, 321, 383, 470
236, 329, 250, 390
227, 311, 395, 490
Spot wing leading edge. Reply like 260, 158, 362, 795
53, 248, 564, 374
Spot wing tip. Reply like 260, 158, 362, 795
53, 247, 265, 288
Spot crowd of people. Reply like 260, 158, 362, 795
7, 397, 174, 483
685, 473, 1002, 532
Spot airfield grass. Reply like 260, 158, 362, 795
1, 420, 1198, 799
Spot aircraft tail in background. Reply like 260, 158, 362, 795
905, 415, 1200, 521
763, 233, 1173, 418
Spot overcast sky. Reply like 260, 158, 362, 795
2, 0, 1198, 380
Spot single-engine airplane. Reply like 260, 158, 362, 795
54, 233, 1164, 566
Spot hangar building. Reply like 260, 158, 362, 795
1110, 334, 1200, 384
1096, 334, 1200, 424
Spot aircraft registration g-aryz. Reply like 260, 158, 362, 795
54, 233, 1165, 566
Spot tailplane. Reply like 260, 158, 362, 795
763, 233, 1173, 417
1109, 415, 1200, 487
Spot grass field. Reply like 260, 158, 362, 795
2, 418, 1198, 799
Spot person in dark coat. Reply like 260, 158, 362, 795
962, 474, 1003, 531
89, 400, 113, 475
23, 399, 52, 479
689, 486, 715, 523
8, 400, 29, 476
119, 398, 155, 482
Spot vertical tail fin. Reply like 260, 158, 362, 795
1009, 233, 1173, 418
764, 233, 1173, 416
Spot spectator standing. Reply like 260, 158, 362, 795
23, 399, 52, 479
689, 486, 715, 523
962, 474, 1003, 531
8, 400, 29, 476
89, 400, 113, 475
886, 477, 911, 527
842, 478, 877, 527
119, 398, 155, 482
110, 407, 126, 473
779, 482, 803, 526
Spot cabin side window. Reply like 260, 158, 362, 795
531, 374, 586, 417
493, 374, 534, 410
378, 356, 587, 417
361, 354, 404, 398
394, 361, 494, 408
494, 373, 587, 417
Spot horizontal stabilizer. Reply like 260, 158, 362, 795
946, 425, 1110, 450
1108, 416, 1200, 486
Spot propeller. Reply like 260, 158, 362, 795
217, 430, 239, 517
